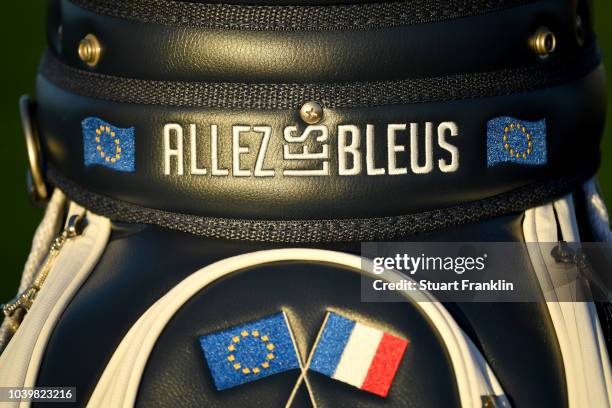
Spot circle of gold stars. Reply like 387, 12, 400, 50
95, 125, 122, 163
226, 329, 275, 375
503, 122, 533, 160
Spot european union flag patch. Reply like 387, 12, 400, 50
82, 117, 135, 172
487, 116, 546, 167
199, 313, 300, 391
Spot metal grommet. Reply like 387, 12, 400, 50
299, 101, 323, 125
78, 33, 102, 67
20, 95, 49, 205
529, 26, 557, 59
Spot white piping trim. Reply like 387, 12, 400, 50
0, 202, 111, 408
524, 194, 612, 407
0, 190, 66, 354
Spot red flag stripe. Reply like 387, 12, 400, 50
360, 333, 409, 397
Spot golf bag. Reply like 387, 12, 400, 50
1, 0, 612, 407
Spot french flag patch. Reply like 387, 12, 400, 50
309, 312, 409, 397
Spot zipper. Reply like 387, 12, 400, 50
2, 213, 85, 334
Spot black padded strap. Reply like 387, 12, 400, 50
37, 0, 605, 225
39, 46, 601, 109
51, 0, 594, 84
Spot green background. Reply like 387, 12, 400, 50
0, 3, 611, 301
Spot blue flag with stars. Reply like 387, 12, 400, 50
199, 313, 300, 391
487, 116, 547, 167
82, 117, 135, 172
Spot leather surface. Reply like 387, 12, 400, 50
138, 262, 461, 408
572, 185, 612, 353
35, 67, 606, 219
34, 213, 567, 407
52, 0, 590, 83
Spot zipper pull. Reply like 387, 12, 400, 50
2, 213, 85, 333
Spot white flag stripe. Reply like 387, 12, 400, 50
332, 323, 383, 387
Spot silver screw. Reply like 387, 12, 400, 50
299, 101, 323, 125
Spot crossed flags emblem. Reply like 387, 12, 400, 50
199, 311, 409, 406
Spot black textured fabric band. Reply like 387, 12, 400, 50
47, 167, 596, 243
40, 46, 600, 109
69, 0, 532, 31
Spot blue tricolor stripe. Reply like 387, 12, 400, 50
309, 313, 355, 376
